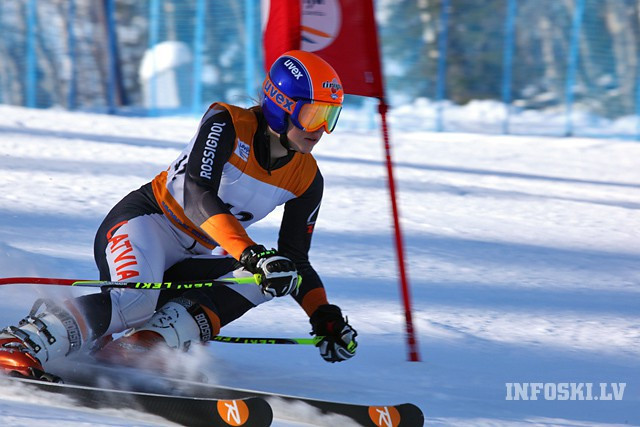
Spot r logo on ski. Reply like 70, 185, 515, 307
368, 405, 402, 427
217, 399, 250, 426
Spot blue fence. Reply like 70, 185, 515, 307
0, 0, 261, 116
1, 0, 640, 138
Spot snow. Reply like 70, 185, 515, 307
0, 102, 639, 426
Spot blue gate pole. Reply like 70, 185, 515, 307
245, 0, 256, 101
103, 0, 118, 114
191, 0, 206, 114
26, 0, 37, 108
148, 0, 160, 116
635, 58, 640, 140
67, 0, 77, 110
501, 0, 517, 134
435, 0, 449, 132
564, 0, 585, 137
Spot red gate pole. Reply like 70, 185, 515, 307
378, 99, 420, 362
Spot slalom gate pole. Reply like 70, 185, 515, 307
378, 99, 421, 362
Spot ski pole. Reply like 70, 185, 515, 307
0, 276, 284, 290
0, 276, 256, 289
211, 336, 322, 345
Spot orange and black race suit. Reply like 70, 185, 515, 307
154, 102, 329, 315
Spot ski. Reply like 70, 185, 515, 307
170, 379, 425, 427
46, 361, 424, 427
1, 375, 273, 427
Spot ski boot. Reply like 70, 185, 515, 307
94, 329, 169, 369
0, 340, 62, 382
0, 299, 82, 382
0, 334, 46, 378
94, 297, 214, 373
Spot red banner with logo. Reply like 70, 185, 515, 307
263, 0, 385, 98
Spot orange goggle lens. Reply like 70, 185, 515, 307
296, 101, 342, 133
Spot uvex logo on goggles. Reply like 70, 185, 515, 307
263, 77, 295, 114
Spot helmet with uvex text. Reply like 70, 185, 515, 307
262, 50, 344, 134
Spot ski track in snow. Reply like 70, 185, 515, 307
0, 104, 639, 426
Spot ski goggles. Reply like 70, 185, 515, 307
293, 100, 342, 134
263, 77, 342, 133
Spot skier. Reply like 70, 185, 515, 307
0, 50, 357, 380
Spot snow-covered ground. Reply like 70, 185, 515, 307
0, 103, 638, 426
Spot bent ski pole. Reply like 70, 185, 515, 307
212, 335, 322, 345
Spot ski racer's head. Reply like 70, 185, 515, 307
261, 50, 344, 136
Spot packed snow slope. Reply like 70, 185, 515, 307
0, 103, 638, 426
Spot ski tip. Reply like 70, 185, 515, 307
215, 397, 273, 427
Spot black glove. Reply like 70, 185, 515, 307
310, 304, 357, 363
240, 245, 299, 297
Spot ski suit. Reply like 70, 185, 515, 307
83, 103, 329, 342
